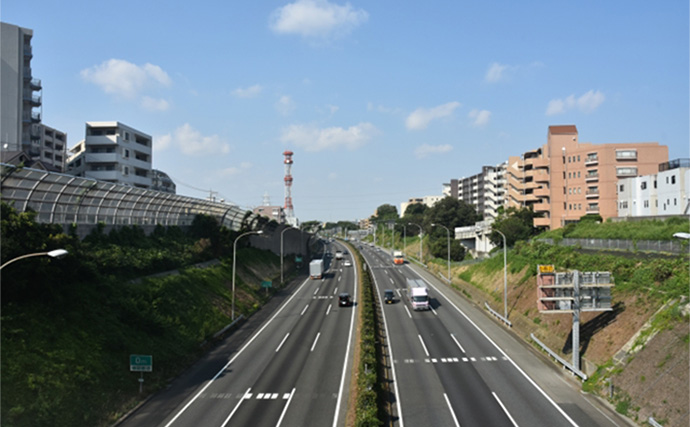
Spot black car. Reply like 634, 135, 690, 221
384, 289, 395, 304
339, 293, 352, 307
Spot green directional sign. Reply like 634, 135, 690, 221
295, 256, 303, 263
130, 354, 153, 372
261, 281, 272, 288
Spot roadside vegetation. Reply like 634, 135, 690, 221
0, 202, 280, 427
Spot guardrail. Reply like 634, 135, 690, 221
484, 302, 512, 327
530, 333, 588, 380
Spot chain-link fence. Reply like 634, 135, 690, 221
537, 237, 686, 254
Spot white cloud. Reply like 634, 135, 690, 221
80, 59, 171, 99
546, 90, 605, 115
155, 134, 172, 152
405, 102, 461, 130
233, 84, 263, 98
141, 96, 170, 111
485, 62, 507, 83
269, 0, 369, 38
469, 109, 491, 127
280, 122, 377, 152
414, 144, 453, 159
275, 95, 296, 115
163, 123, 231, 156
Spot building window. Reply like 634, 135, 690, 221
644, 200, 649, 208
672, 175, 676, 184
578, 203, 581, 210
616, 149, 637, 160
123, 166, 129, 175
641, 182, 647, 190
674, 198, 677, 206
577, 155, 580, 162
577, 171, 581, 178
124, 149, 129, 158
654, 180, 657, 188
619, 184, 625, 192
616, 167, 637, 177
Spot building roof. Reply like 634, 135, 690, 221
548, 125, 578, 134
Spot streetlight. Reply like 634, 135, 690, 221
494, 229, 509, 320
431, 223, 451, 283
0, 248, 68, 270
232, 230, 263, 321
408, 222, 423, 262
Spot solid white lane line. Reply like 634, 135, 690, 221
389, 278, 395, 285
418, 335, 430, 357
276, 388, 296, 427
404, 306, 412, 319
163, 277, 312, 427
301, 304, 309, 316
326, 304, 332, 316
450, 334, 466, 354
443, 393, 461, 427
333, 287, 338, 295
313, 287, 320, 295
276, 333, 290, 353
310, 332, 321, 352
332, 252, 358, 427
430, 306, 438, 316
221, 388, 251, 427
493, 392, 519, 427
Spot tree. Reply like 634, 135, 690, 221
424, 197, 481, 230
373, 204, 398, 221
490, 206, 537, 247
401, 203, 427, 236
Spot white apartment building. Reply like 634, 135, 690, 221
66, 122, 153, 189
443, 162, 507, 220
617, 159, 690, 217
400, 195, 443, 216
1, 22, 66, 171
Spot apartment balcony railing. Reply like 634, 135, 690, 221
585, 154, 599, 165
586, 205, 600, 214
585, 188, 599, 198
615, 150, 637, 161
585, 172, 599, 182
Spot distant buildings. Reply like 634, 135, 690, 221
253, 205, 286, 224
443, 162, 507, 220
400, 195, 443, 216
1, 22, 67, 172
617, 159, 690, 217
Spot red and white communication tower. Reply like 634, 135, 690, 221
283, 150, 295, 223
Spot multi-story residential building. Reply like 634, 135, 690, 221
507, 125, 668, 229
617, 159, 690, 217
253, 205, 286, 224
443, 162, 507, 220
1, 22, 67, 171
151, 169, 176, 194
400, 195, 443, 216
66, 121, 153, 189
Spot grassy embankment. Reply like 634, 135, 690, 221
1, 247, 281, 427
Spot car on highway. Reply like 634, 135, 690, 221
343, 260, 352, 267
338, 293, 352, 307
384, 289, 395, 304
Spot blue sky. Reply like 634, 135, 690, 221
3, 1, 688, 222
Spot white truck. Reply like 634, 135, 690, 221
335, 250, 343, 260
310, 259, 324, 279
407, 278, 430, 310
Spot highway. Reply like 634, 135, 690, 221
120, 240, 357, 427
359, 243, 629, 427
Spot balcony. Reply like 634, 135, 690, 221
533, 170, 550, 183
586, 204, 600, 214
586, 188, 599, 199
534, 217, 551, 227
534, 186, 550, 197
533, 202, 550, 213
23, 92, 41, 106
616, 150, 637, 161
531, 157, 549, 169
585, 153, 599, 165
585, 171, 599, 182
616, 167, 638, 177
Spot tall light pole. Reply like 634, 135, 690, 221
495, 228, 508, 319
408, 222, 423, 262
0, 249, 68, 270
432, 223, 451, 283
232, 230, 263, 321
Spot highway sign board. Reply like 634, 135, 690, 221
130, 354, 153, 372
261, 281, 272, 288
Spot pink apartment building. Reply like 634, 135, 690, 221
506, 125, 668, 230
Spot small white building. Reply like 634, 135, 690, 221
400, 195, 443, 216
66, 121, 153, 189
617, 159, 690, 217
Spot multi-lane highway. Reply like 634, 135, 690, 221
359, 243, 629, 427
120, 240, 357, 427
